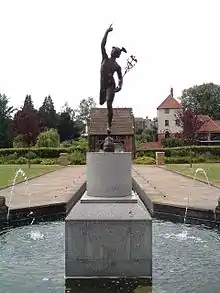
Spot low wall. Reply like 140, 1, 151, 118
0, 181, 86, 229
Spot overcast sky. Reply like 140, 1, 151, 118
0, 0, 219, 118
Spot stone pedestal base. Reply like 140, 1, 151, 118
58, 153, 69, 166
65, 193, 152, 279
156, 152, 165, 165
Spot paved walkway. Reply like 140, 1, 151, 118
0, 166, 86, 209
1, 164, 219, 211
132, 165, 220, 210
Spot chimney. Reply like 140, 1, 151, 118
170, 87, 173, 97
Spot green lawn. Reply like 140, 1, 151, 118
0, 165, 61, 189
165, 163, 220, 186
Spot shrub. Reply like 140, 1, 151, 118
13, 135, 29, 148
36, 129, 60, 148
136, 146, 220, 159
26, 151, 37, 160
16, 157, 28, 164
133, 156, 156, 165
0, 146, 87, 159
68, 151, 86, 165
30, 158, 42, 164
40, 158, 57, 165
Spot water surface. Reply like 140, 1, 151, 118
0, 220, 219, 293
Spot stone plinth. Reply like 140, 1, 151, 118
156, 152, 165, 165
65, 152, 152, 280
58, 153, 69, 166
65, 193, 152, 279
86, 152, 132, 198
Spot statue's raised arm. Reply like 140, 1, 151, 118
101, 24, 113, 60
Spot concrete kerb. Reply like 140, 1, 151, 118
159, 165, 220, 189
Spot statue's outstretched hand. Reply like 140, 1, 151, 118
106, 24, 113, 33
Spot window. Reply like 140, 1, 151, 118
164, 109, 170, 114
165, 120, 169, 126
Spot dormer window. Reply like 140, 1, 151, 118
164, 109, 170, 114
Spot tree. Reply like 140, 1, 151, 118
39, 95, 58, 129
0, 94, 14, 148
76, 97, 96, 123
36, 129, 60, 147
175, 109, 205, 167
13, 95, 43, 147
57, 111, 81, 142
180, 83, 220, 119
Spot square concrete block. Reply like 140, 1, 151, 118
130, 221, 152, 260
65, 194, 152, 279
86, 222, 130, 261
86, 152, 132, 198
65, 222, 86, 260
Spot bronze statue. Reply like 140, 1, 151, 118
100, 24, 127, 134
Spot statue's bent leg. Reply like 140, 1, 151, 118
106, 87, 115, 130
99, 88, 106, 105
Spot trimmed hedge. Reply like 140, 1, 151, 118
0, 147, 87, 159
136, 146, 220, 158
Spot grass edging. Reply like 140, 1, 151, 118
0, 165, 64, 191
160, 165, 220, 189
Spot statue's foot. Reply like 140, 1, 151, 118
107, 126, 111, 136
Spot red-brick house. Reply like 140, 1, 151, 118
197, 115, 220, 141
88, 108, 135, 156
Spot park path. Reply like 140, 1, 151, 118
1, 164, 219, 211
132, 165, 220, 210
0, 166, 86, 209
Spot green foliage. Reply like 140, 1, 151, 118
38, 95, 58, 129
135, 134, 154, 147
133, 156, 156, 165
136, 146, 220, 159
40, 158, 57, 165
76, 97, 96, 123
57, 112, 81, 142
16, 157, 28, 164
68, 151, 86, 165
30, 158, 42, 164
0, 145, 87, 159
26, 151, 37, 160
162, 138, 185, 148
36, 129, 60, 148
13, 135, 29, 148
181, 83, 220, 119
0, 94, 14, 148
72, 138, 88, 150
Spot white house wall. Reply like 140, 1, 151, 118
157, 109, 183, 134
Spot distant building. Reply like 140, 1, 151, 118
157, 87, 182, 141
88, 107, 135, 156
134, 116, 157, 133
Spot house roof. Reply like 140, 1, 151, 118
157, 87, 182, 110
138, 141, 162, 150
88, 107, 134, 135
198, 115, 220, 133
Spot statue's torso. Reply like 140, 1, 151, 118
100, 57, 120, 88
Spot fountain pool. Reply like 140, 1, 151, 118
0, 220, 220, 293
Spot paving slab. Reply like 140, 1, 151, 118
0, 166, 86, 209
132, 165, 219, 210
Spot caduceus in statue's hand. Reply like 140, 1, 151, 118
99, 24, 127, 134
